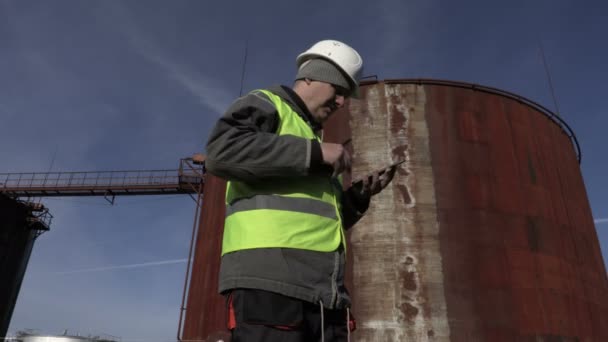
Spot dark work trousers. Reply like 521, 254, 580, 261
227, 289, 355, 342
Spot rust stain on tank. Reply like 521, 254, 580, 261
396, 184, 413, 205
401, 302, 420, 320
391, 144, 409, 159
402, 269, 418, 291
348, 82, 450, 340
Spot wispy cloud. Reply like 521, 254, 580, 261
105, 3, 233, 115
595, 218, 608, 224
53, 258, 189, 275
138, 49, 233, 115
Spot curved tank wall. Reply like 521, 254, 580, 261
180, 174, 226, 342
181, 79, 608, 341
346, 80, 606, 341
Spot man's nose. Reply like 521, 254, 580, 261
334, 95, 346, 108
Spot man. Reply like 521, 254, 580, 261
204, 40, 397, 341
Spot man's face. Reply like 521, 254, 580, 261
307, 81, 349, 123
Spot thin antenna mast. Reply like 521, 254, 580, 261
239, 39, 249, 97
538, 40, 561, 118
37, 147, 58, 204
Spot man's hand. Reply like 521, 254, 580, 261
353, 165, 398, 197
321, 143, 351, 176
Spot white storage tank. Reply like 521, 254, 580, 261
13, 331, 118, 342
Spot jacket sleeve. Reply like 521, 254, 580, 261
205, 90, 327, 182
341, 187, 371, 230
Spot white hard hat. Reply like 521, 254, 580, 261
296, 40, 363, 97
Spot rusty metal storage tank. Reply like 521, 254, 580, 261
340, 79, 607, 341
180, 174, 227, 342
181, 79, 608, 341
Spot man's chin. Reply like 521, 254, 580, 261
313, 108, 335, 123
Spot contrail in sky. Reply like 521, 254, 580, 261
54, 258, 188, 275
595, 218, 608, 224
106, 2, 232, 114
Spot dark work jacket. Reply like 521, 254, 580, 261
205, 85, 369, 309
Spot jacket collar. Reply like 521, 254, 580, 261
267, 85, 323, 132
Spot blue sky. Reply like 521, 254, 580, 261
2, 0, 607, 340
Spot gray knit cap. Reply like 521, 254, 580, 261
295, 58, 352, 95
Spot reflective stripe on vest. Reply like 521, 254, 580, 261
225, 195, 338, 220
222, 89, 344, 255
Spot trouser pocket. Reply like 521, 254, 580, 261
230, 289, 304, 328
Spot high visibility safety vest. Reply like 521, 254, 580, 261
222, 89, 345, 256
